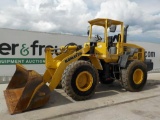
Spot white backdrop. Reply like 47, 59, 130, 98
0, 28, 159, 83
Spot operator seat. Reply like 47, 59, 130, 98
108, 34, 121, 54
108, 35, 116, 54
113, 34, 121, 42
108, 36, 113, 48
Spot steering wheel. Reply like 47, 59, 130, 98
96, 34, 102, 42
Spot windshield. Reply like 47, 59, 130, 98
91, 26, 104, 40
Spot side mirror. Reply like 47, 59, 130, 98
110, 25, 116, 32
87, 26, 90, 36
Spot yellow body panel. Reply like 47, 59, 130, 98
89, 57, 103, 70
123, 43, 145, 61
95, 42, 107, 57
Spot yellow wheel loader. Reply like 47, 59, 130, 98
4, 18, 153, 114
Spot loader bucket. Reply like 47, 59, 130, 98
4, 64, 51, 114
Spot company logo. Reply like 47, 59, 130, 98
0, 58, 45, 65
0, 40, 54, 56
20, 44, 29, 56
65, 52, 82, 63
145, 51, 155, 57
0, 40, 55, 65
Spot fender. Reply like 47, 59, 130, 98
89, 56, 103, 70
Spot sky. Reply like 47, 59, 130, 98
0, 0, 160, 43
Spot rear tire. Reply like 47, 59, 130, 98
121, 60, 147, 91
62, 60, 99, 100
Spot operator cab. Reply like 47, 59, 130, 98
87, 18, 129, 56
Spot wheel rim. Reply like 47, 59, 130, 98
76, 71, 93, 92
133, 69, 144, 84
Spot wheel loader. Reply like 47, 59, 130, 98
4, 18, 153, 114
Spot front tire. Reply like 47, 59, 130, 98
121, 60, 147, 92
62, 60, 99, 100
